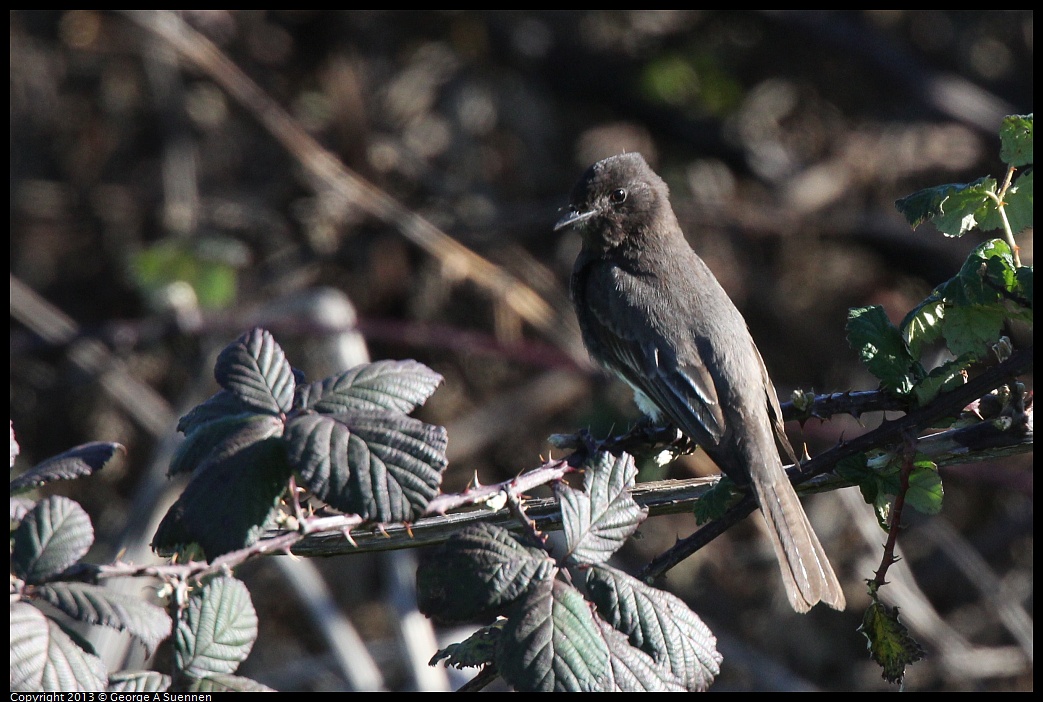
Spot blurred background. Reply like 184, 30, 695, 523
9, 10, 1032, 691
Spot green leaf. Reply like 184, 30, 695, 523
10, 601, 108, 692
585, 564, 721, 691
899, 294, 945, 359
855, 454, 944, 527
692, 475, 740, 525
834, 453, 877, 507
556, 452, 647, 566
107, 670, 172, 692
911, 356, 970, 406
941, 304, 1008, 359
948, 239, 1016, 306
12, 496, 95, 583
153, 418, 291, 560
496, 578, 685, 692
1016, 265, 1033, 307
214, 328, 295, 415
131, 237, 242, 311
296, 359, 444, 415
34, 582, 172, 656
999, 114, 1033, 167
176, 576, 258, 679
846, 306, 919, 395
858, 600, 926, 685
429, 623, 501, 669
416, 522, 556, 624
894, 177, 998, 237
9, 442, 125, 494
285, 411, 447, 522
894, 460, 944, 517
1001, 168, 1033, 235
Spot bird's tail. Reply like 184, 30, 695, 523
750, 466, 846, 614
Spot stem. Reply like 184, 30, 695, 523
989, 164, 1022, 267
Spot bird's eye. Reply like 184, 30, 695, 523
609, 188, 627, 204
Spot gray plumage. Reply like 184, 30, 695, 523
558, 152, 844, 613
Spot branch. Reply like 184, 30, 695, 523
638, 346, 1032, 581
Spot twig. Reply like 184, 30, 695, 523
638, 346, 1032, 581
120, 10, 588, 366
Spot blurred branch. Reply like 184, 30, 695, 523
121, 10, 588, 366
9, 274, 176, 438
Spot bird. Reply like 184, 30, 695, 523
556, 152, 844, 613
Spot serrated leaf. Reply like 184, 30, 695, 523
911, 356, 970, 406
692, 475, 741, 525
187, 673, 276, 692
170, 412, 279, 477
1016, 265, 1033, 307
10, 442, 125, 494
11, 495, 35, 524
900, 294, 945, 359
895, 177, 997, 236
107, 670, 172, 692
176, 576, 258, 679
34, 582, 172, 656
10, 601, 109, 692
417, 522, 556, 623
1001, 168, 1033, 235
430, 623, 502, 669
999, 114, 1033, 167
898, 461, 944, 516
296, 359, 444, 415
177, 389, 254, 435
12, 496, 95, 583
153, 419, 291, 560
585, 564, 721, 691
846, 306, 920, 395
556, 452, 647, 565
858, 600, 926, 685
594, 617, 690, 692
214, 328, 295, 415
941, 305, 1008, 359
285, 411, 447, 522
496, 578, 685, 692
948, 239, 1017, 306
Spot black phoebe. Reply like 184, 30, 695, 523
557, 153, 844, 613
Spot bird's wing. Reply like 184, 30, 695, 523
583, 273, 727, 448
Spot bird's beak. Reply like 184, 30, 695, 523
554, 207, 595, 232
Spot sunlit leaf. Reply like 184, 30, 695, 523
999, 113, 1033, 167
285, 410, 447, 522
9, 442, 125, 494
12, 496, 95, 583
859, 600, 925, 685
556, 451, 646, 565
296, 359, 443, 415
214, 328, 295, 415
585, 564, 720, 691
10, 601, 108, 692
176, 577, 257, 679
34, 582, 172, 656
